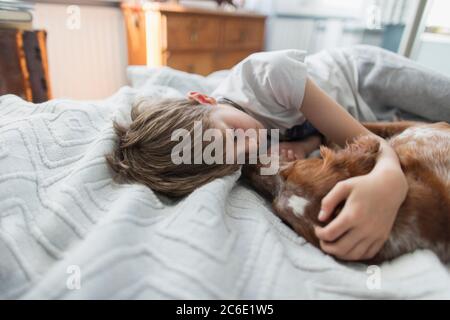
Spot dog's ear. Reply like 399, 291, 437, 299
348, 136, 380, 163
319, 145, 336, 163
279, 161, 295, 179
343, 136, 380, 174
322, 137, 380, 175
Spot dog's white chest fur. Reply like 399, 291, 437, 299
288, 195, 309, 217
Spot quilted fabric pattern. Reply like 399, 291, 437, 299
0, 86, 449, 299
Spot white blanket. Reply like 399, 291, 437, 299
1, 69, 449, 299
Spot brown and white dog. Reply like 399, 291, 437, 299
243, 121, 450, 264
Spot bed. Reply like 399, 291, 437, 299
0, 66, 449, 299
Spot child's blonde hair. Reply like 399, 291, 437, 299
106, 98, 240, 197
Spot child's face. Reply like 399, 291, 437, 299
209, 103, 265, 158
187, 92, 263, 131
210, 103, 264, 131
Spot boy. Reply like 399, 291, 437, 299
107, 45, 450, 261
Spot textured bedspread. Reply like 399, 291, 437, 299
1, 78, 449, 299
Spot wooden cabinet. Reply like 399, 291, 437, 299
164, 15, 221, 51
121, 2, 266, 75
223, 18, 265, 50
0, 29, 51, 102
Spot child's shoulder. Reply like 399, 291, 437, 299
240, 49, 307, 67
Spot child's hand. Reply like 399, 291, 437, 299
280, 142, 306, 161
271, 136, 322, 162
314, 167, 408, 261
269, 141, 305, 162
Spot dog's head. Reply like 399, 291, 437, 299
283, 136, 380, 197
275, 136, 380, 246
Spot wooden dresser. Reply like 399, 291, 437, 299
121, 2, 266, 75
0, 29, 51, 102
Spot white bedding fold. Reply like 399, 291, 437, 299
0, 83, 449, 299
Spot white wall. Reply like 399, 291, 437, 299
246, 0, 415, 54
33, 3, 128, 100
415, 34, 450, 77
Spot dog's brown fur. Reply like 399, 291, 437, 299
243, 121, 450, 264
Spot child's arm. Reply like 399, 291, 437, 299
301, 77, 408, 261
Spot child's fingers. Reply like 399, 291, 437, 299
318, 230, 363, 258
268, 145, 279, 155
319, 180, 353, 221
342, 239, 372, 261
362, 240, 383, 261
321, 237, 370, 261
314, 209, 354, 242
287, 149, 295, 161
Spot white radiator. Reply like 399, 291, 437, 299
33, 3, 128, 100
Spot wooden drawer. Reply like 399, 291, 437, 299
165, 51, 215, 75
215, 51, 252, 70
163, 14, 221, 50
122, 2, 266, 74
223, 18, 265, 50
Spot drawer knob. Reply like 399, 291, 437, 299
239, 30, 246, 41
190, 31, 198, 42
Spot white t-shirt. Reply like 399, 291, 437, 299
211, 50, 308, 135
